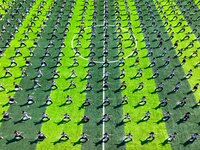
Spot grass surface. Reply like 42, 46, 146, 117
117, 0, 172, 150
0, 0, 199, 149
37, 0, 92, 149
137, 0, 200, 149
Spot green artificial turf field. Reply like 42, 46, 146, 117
0, 0, 199, 150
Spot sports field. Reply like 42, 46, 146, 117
0, 0, 199, 150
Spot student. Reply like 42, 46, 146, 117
173, 49, 183, 58
81, 115, 90, 123
149, 57, 156, 67
69, 80, 76, 88
85, 70, 92, 79
166, 68, 175, 79
15, 48, 22, 56
180, 56, 187, 66
83, 98, 91, 106
138, 96, 147, 105
102, 114, 110, 122
119, 68, 125, 78
123, 133, 133, 142
145, 132, 155, 141
41, 112, 50, 121
185, 69, 192, 79
88, 57, 96, 66
62, 113, 71, 121
188, 133, 199, 142
27, 94, 35, 105
176, 97, 187, 107
70, 70, 77, 78
102, 97, 110, 106
192, 83, 199, 92
142, 111, 151, 120
14, 82, 22, 91
80, 133, 89, 142
14, 130, 24, 140
120, 81, 127, 89
37, 131, 46, 141
190, 50, 198, 57
4, 68, 12, 77
2, 111, 12, 121
121, 95, 128, 104
118, 57, 125, 66
168, 132, 177, 142
21, 68, 27, 77
0, 83, 5, 91
164, 56, 170, 66
163, 112, 171, 121
135, 68, 142, 78
172, 82, 181, 92
137, 82, 144, 90
8, 96, 17, 104
65, 95, 72, 104
152, 68, 159, 78
33, 79, 41, 89
21, 111, 31, 121
155, 82, 164, 92
86, 82, 92, 91
59, 132, 69, 140
45, 96, 53, 105
182, 112, 191, 121
102, 133, 110, 142
123, 113, 131, 122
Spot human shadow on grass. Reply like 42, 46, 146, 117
167, 90, 176, 95
96, 119, 104, 126
56, 120, 70, 126
20, 102, 31, 107
116, 139, 131, 148
78, 104, 85, 110
134, 103, 145, 109
29, 139, 39, 145
97, 104, 103, 109
6, 138, 22, 145
14, 76, 22, 80
191, 104, 199, 109
2, 102, 9, 107
115, 120, 130, 128
14, 119, 26, 124
113, 103, 122, 109
182, 139, 195, 147
136, 118, 149, 124
80, 89, 87, 94
161, 139, 169, 146
38, 103, 47, 108
97, 88, 104, 93
6, 90, 15, 94
26, 87, 35, 92
34, 119, 49, 125
53, 139, 68, 145
156, 118, 165, 124
77, 120, 87, 126
95, 139, 104, 146
80, 77, 87, 82
140, 138, 154, 145
176, 118, 186, 125
186, 90, 193, 95
173, 104, 184, 110
58, 103, 66, 107
73, 139, 83, 146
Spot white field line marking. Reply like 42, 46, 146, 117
102, 45, 106, 150
71, 25, 137, 64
